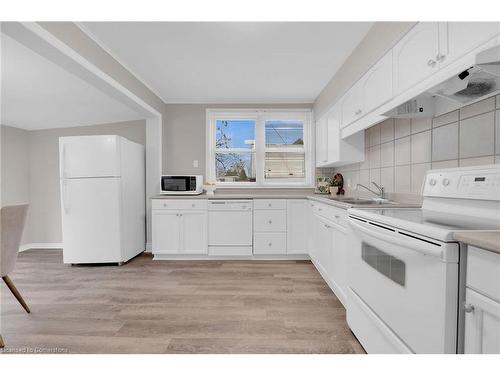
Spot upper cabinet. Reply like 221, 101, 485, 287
317, 21, 500, 161
440, 22, 500, 67
360, 51, 393, 116
341, 50, 393, 128
316, 103, 364, 167
315, 116, 328, 167
340, 81, 362, 127
393, 22, 440, 95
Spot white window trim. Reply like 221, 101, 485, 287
206, 108, 314, 188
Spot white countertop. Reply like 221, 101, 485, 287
151, 192, 421, 210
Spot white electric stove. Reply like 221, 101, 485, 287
346, 164, 500, 354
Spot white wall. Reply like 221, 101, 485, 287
1, 125, 31, 245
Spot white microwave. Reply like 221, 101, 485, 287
160, 175, 204, 195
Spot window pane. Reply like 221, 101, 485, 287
216, 119, 255, 150
216, 152, 256, 182
265, 152, 305, 179
265, 120, 304, 148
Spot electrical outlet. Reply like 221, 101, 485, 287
193, 160, 199, 168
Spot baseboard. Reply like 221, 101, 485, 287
19, 243, 63, 252
145, 242, 152, 253
153, 253, 310, 261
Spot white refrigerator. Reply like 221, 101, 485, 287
59, 135, 145, 264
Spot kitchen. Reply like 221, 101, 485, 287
1, 3, 500, 372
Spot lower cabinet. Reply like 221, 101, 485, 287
152, 210, 207, 255
464, 288, 500, 354
253, 199, 287, 255
287, 199, 308, 254
464, 246, 500, 353
308, 200, 349, 306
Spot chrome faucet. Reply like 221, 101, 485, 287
356, 181, 386, 199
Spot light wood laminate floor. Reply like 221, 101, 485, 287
0, 250, 364, 354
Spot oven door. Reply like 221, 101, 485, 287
347, 216, 460, 353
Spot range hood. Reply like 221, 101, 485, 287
429, 44, 500, 104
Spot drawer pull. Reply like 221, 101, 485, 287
268, 203, 272, 207
191, 203, 195, 207
268, 242, 272, 246
464, 303, 475, 313
163, 204, 167, 207
268, 220, 272, 224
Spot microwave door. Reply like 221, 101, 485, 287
162, 178, 187, 192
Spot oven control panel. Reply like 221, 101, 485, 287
423, 165, 500, 200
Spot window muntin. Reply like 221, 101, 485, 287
207, 110, 312, 187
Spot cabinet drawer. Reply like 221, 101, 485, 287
254, 233, 287, 255
312, 202, 348, 228
254, 210, 287, 232
253, 199, 287, 210
152, 199, 207, 210
467, 246, 500, 303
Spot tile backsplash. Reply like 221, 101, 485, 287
325, 94, 500, 195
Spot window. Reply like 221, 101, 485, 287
207, 109, 313, 187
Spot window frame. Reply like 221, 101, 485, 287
206, 108, 314, 188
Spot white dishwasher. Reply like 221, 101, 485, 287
208, 200, 253, 256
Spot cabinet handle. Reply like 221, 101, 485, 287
464, 303, 475, 313
268, 220, 272, 224
268, 242, 272, 246
191, 203, 195, 207
427, 59, 437, 67
163, 204, 168, 208
268, 203, 272, 207
436, 53, 446, 62
355, 109, 362, 115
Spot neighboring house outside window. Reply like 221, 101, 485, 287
206, 109, 313, 187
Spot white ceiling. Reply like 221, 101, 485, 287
1, 33, 144, 130
80, 22, 373, 103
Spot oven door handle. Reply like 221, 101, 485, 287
348, 218, 444, 259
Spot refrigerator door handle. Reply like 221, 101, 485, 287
62, 180, 70, 214
61, 143, 67, 179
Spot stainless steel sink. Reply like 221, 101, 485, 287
327, 197, 397, 205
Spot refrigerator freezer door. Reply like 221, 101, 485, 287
60, 135, 121, 178
61, 177, 122, 263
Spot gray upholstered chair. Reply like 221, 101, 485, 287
0, 204, 30, 348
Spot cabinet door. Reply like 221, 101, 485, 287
361, 51, 393, 114
464, 288, 500, 354
326, 105, 340, 163
152, 212, 180, 254
393, 22, 440, 94
286, 200, 307, 254
340, 83, 362, 127
181, 211, 207, 254
315, 117, 328, 167
315, 217, 332, 273
441, 22, 500, 67
328, 225, 348, 304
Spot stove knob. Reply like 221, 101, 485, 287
442, 178, 450, 186
429, 178, 437, 186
